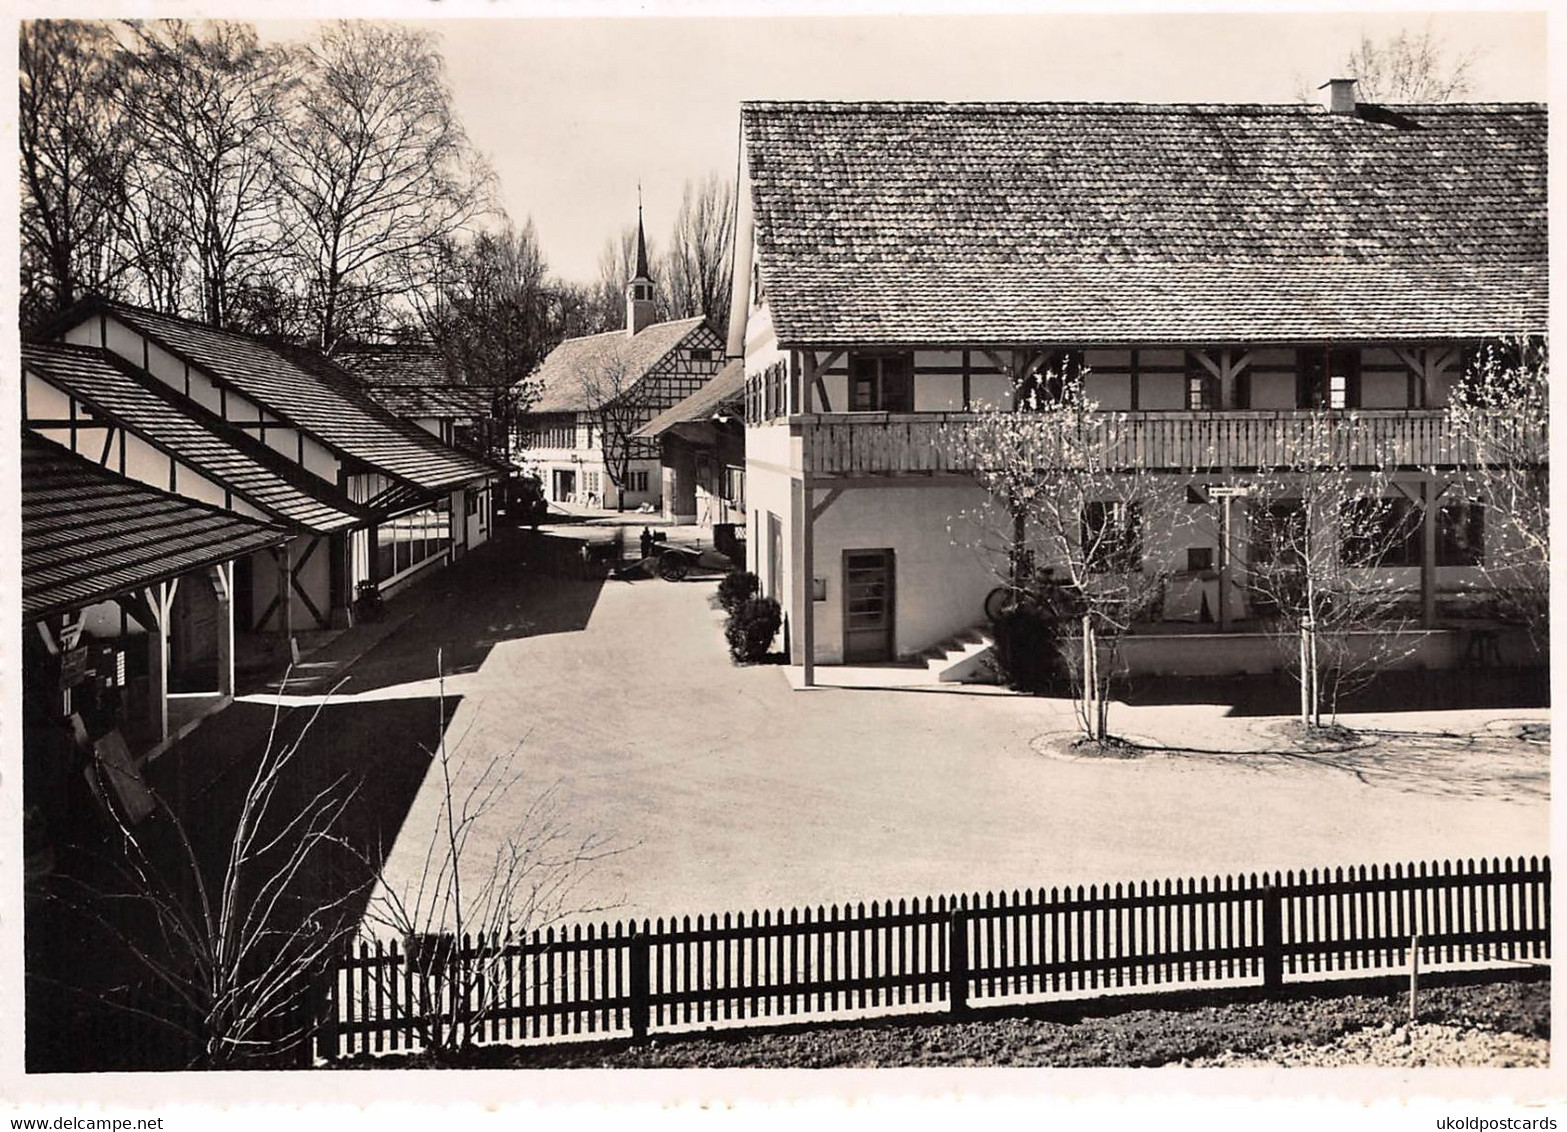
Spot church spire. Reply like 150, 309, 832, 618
626, 186, 656, 336
634, 187, 651, 281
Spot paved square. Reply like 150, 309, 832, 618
253, 542, 1549, 927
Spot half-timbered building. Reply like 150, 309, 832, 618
730, 89, 1547, 683
511, 216, 725, 510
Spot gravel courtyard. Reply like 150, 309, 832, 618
254, 542, 1550, 926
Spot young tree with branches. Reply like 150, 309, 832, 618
361, 660, 615, 1059
948, 371, 1187, 743
1446, 340, 1549, 653
1234, 412, 1426, 729
43, 689, 362, 1068
571, 350, 654, 512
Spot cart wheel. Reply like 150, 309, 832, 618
658, 551, 689, 581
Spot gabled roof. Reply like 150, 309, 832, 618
520, 317, 710, 414
634, 360, 745, 439
742, 100, 1548, 345
56, 299, 498, 491
332, 344, 466, 388
23, 431, 289, 622
23, 343, 363, 534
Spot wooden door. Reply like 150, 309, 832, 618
843, 549, 895, 662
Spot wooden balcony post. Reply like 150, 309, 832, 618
1421, 477, 1438, 628
793, 477, 815, 687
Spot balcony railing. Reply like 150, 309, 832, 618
798, 410, 1542, 477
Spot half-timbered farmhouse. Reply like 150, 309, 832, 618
511, 217, 725, 510
25, 299, 503, 646
731, 88, 1547, 683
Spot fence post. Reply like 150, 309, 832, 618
313, 958, 339, 1065
629, 931, 651, 1042
948, 908, 970, 1018
1262, 884, 1284, 992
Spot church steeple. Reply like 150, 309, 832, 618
626, 189, 656, 336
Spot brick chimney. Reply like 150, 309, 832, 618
1320, 77, 1358, 115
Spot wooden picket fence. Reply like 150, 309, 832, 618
317, 855, 1549, 1060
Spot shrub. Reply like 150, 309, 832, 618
989, 604, 1070, 694
716, 570, 761, 616
725, 597, 782, 663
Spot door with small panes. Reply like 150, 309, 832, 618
843, 549, 895, 662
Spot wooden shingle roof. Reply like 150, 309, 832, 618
80, 301, 499, 491
521, 317, 710, 413
23, 431, 289, 622
742, 100, 1547, 345
23, 343, 363, 534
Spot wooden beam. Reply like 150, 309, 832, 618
811, 487, 844, 522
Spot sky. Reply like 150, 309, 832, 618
71, 3, 1562, 287
243, 4, 1548, 286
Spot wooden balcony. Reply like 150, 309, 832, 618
798, 410, 1538, 478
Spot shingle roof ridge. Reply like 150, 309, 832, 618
554, 315, 707, 348
742, 98, 1545, 114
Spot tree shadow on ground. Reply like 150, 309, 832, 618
25, 695, 447, 1072
1119, 666, 1548, 717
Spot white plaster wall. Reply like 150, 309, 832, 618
147, 341, 184, 388
123, 430, 172, 488
808, 484, 1001, 663
1138, 373, 1186, 410
170, 463, 226, 507
24, 373, 72, 420
746, 423, 795, 475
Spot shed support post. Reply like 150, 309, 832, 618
279, 539, 294, 647
146, 582, 173, 743
211, 562, 235, 699
1421, 478, 1438, 628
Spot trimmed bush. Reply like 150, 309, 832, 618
716, 570, 761, 616
990, 604, 1071, 694
725, 597, 782, 664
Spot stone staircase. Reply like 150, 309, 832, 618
914, 624, 998, 684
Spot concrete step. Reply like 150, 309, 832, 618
918, 624, 999, 684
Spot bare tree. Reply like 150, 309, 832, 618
412, 220, 554, 394
19, 20, 134, 324
42, 688, 362, 1068
1446, 340, 1549, 652
573, 350, 654, 511
662, 173, 734, 341
948, 370, 1187, 743
1345, 28, 1474, 102
272, 21, 494, 352
362, 660, 616, 1059
117, 20, 294, 328
1234, 413, 1425, 729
